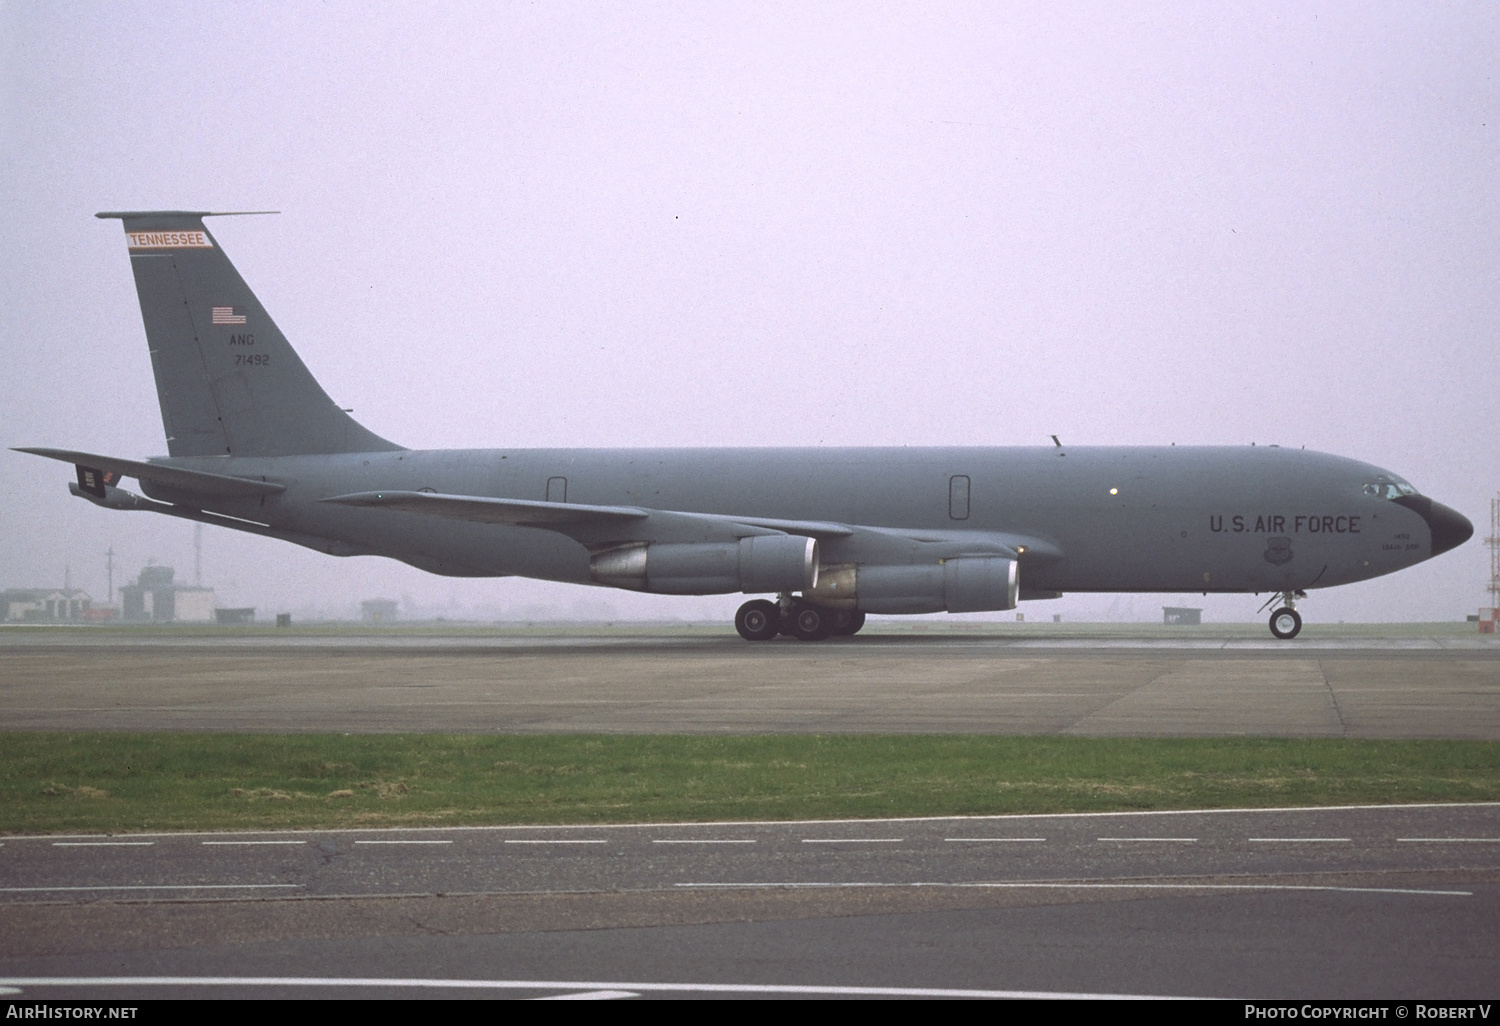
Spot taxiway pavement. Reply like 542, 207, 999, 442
1, 804, 1496, 998
2, 629, 1496, 737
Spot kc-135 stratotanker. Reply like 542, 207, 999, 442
19, 212, 1474, 640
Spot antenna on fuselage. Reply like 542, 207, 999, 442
1051, 435, 1062, 447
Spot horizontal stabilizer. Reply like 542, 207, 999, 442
95, 210, 279, 219
15, 447, 286, 498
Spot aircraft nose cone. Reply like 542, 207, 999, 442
1426, 500, 1474, 557
1395, 495, 1474, 557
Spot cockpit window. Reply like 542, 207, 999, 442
1363, 478, 1418, 500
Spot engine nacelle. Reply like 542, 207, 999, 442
590, 535, 819, 595
805, 557, 1018, 614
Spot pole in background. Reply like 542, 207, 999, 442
1489, 494, 1500, 611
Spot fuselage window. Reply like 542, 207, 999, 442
949, 475, 970, 520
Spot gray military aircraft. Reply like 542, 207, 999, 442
18, 212, 1474, 640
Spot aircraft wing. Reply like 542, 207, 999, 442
15, 447, 287, 498
319, 490, 1053, 562
321, 490, 855, 540
323, 490, 649, 528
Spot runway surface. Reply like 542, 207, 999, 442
1, 804, 1496, 998
3, 627, 1497, 736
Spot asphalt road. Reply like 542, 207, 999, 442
2, 628, 1496, 736
1, 804, 1497, 999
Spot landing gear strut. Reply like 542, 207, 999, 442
1260, 590, 1306, 640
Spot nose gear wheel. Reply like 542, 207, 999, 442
1258, 591, 1305, 639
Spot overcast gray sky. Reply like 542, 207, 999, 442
2, 1, 1496, 623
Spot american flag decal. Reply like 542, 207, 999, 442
212, 306, 247, 325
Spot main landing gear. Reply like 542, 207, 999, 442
734, 599, 780, 641
734, 598, 865, 642
1259, 590, 1306, 640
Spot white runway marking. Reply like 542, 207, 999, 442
1397, 837, 1500, 843
51, 841, 153, 847
673, 881, 1471, 897
505, 839, 608, 845
533, 989, 640, 1000
651, 839, 756, 844
0, 884, 302, 893
1098, 837, 1198, 843
1247, 838, 1351, 843
946, 838, 1047, 843
202, 840, 307, 846
354, 840, 453, 845
0, 976, 1188, 1000
801, 838, 904, 844
14, 800, 1496, 840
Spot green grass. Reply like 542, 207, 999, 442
3, 734, 1497, 835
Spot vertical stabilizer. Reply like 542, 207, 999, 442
97, 211, 401, 457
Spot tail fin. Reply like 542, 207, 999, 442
97, 211, 401, 457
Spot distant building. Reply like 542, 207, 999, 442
1163, 606, 1202, 625
361, 598, 399, 623
1, 588, 92, 622
215, 607, 256, 625
120, 566, 214, 623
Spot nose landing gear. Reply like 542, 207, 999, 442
1259, 590, 1306, 639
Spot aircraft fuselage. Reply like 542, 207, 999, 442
141, 443, 1458, 596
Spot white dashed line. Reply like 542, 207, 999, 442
202, 841, 307, 846
1247, 838, 1351, 843
1397, 838, 1500, 843
354, 840, 453, 845
504, 840, 608, 845
801, 838, 904, 844
651, 839, 756, 845
946, 838, 1047, 843
674, 881, 1470, 897
51, 842, 154, 847
1098, 837, 1198, 843
0, 884, 301, 893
